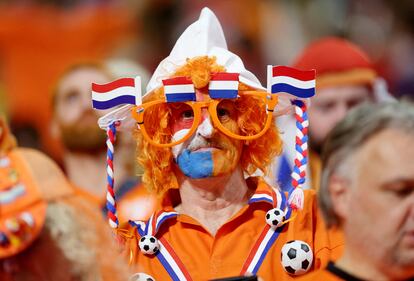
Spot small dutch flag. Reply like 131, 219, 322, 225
92, 77, 142, 110
267, 66, 316, 98
162, 77, 196, 103
208, 72, 239, 99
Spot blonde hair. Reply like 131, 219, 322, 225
136, 56, 283, 194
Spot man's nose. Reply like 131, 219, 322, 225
333, 103, 349, 124
408, 193, 414, 220
197, 110, 214, 138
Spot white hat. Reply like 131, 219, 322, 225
98, 7, 266, 131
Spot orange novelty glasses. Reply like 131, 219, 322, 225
131, 91, 278, 148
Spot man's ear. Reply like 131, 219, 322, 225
329, 174, 352, 222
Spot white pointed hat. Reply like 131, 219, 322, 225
98, 7, 267, 130
146, 7, 266, 96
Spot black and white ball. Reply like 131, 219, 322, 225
265, 208, 285, 228
129, 272, 155, 281
138, 235, 159, 255
281, 240, 313, 275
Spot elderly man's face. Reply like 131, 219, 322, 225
309, 85, 371, 152
171, 88, 243, 179
341, 129, 414, 278
54, 67, 110, 152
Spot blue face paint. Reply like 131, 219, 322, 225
176, 149, 213, 178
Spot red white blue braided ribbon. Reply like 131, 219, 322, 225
106, 122, 118, 228
289, 100, 308, 209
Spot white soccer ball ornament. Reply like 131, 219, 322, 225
138, 235, 160, 255
129, 272, 156, 281
265, 208, 285, 228
281, 240, 313, 275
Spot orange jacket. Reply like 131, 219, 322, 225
124, 178, 344, 280
296, 268, 344, 281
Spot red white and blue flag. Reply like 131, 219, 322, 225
92, 77, 141, 110
163, 77, 196, 103
267, 66, 316, 98
208, 72, 239, 99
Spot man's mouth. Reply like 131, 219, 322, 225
191, 146, 220, 152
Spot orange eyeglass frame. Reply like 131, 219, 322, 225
131, 91, 278, 148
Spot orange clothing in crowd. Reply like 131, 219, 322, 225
117, 183, 160, 222
0, 149, 47, 259
0, 4, 134, 158
125, 178, 344, 281
0, 148, 131, 280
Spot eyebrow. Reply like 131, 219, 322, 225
382, 179, 414, 189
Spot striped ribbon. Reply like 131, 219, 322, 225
106, 122, 119, 229
130, 211, 190, 281
130, 190, 293, 279
240, 190, 291, 275
130, 211, 178, 237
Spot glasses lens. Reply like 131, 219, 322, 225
216, 95, 268, 137
142, 102, 195, 145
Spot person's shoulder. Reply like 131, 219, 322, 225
16, 148, 74, 200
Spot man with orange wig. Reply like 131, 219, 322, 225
93, 8, 343, 281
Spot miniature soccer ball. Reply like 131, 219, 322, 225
129, 272, 156, 281
281, 240, 313, 275
265, 208, 285, 228
138, 235, 160, 255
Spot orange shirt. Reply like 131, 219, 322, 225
125, 178, 343, 281
296, 268, 344, 281
309, 150, 322, 191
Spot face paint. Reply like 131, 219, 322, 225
172, 117, 243, 179
176, 149, 213, 178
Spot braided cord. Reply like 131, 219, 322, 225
289, 100, 309, 209
106, 122, 119, 228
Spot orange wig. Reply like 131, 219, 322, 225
135, 56, 283, 195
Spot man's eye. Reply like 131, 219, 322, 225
64, 90, 80, 104
217, 108, 229, 118
394, 187, 413, 197
181, 110, 194, 119
317, 102, 335, 112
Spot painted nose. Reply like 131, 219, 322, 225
197, 117, 214, 138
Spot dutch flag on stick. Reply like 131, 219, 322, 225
208, 72, 239, 99
267, 66, 316, 98
163, 77, 196, 103
92, 77, 142, 110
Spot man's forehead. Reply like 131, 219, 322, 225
58, 68, 110, 96
195, 88, 211, 102
315, 85, 371, 103
357, 129, 414, 179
